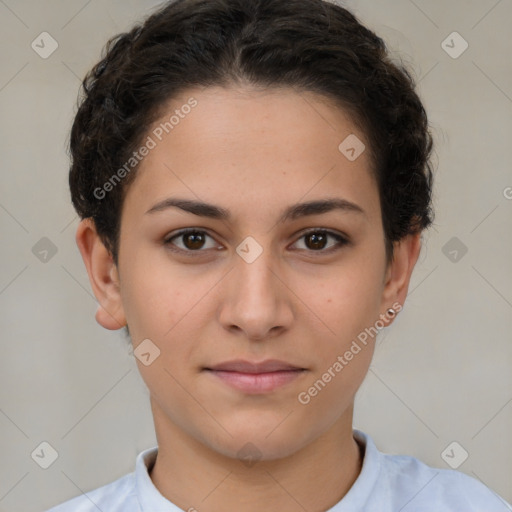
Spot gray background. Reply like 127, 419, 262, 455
0, 0, 511, 510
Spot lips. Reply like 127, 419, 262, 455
204, 359, 305, 373
203, 359, 307, 394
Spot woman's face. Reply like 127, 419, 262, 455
82, 86, 418, 460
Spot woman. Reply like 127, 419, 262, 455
47, 0, 511, 510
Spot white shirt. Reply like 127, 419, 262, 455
46, 429, 512, 512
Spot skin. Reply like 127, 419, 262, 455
76, 85, 421, 512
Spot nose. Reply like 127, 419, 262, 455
218, 244, 294, 342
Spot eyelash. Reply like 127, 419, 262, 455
163, 228, 349, 256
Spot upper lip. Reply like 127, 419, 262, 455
205, 359, 305, 373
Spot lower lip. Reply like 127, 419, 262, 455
205, 369, 306, 394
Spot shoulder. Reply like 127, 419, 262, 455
380, 451, 512, 512
351, 430, 511, 512
45, 472, 136, 512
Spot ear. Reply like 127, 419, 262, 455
75, 218, 127, 330
380, 232, 422, 321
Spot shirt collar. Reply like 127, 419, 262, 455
134, 430, 381, 511
135, 445, 183, 511
326, 429, 382, 510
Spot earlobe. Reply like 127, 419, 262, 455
75, 218, 127, 330
381, 232, 422, 319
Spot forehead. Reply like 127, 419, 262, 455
122, 85, 380, 223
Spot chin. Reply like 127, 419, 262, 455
200, 419, 313, 463
216, 436, 305, 463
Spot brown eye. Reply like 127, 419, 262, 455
305, 232, 328, 250
164, 229, 218, 253
182, 231, 206, 250
164, 228, 348, 256
293, 230, 349, 253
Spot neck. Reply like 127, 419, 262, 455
148, 397, 363, 512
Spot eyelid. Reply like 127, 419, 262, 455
291, 228, 350, 253
163, 227, 350, 254
163, 228, 221, 254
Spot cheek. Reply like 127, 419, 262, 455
120, 255, 202, 338
295, 272, 381, 416
295, 259, 385, 342
120, 261, 220, 383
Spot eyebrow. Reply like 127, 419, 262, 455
145, 197, 366, 222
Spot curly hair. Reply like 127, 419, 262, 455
68, 0, 434, 266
